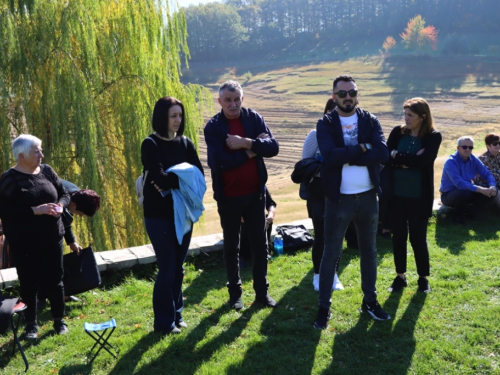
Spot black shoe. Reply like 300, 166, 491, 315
255, 295, 278, 308
388, 275, 408, 292
313, 307, 332, 329
229, 296, 243, 311
418, 277, 431, 293
53, 319, 69, 335
25, 323, 38, 340
361, 300, 391, 321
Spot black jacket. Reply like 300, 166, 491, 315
204, 108, 279, 201
387, 125, 442, 218
316, 108, 389, 202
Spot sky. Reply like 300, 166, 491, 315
176, 0, 221, 8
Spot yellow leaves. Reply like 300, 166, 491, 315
0, 0, 212, 252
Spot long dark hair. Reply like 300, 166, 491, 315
152, 97, 185, 138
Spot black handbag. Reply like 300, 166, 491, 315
63, 246, 101, 296
275, 225, 314, 251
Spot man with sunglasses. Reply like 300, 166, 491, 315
313, 75, 390, 329
440, 136, 497, 224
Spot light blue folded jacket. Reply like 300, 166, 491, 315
166, 162, 206, 244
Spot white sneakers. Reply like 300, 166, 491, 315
313, 273, 344, 291
333, 273, 344, 291
313, 273, 320, 291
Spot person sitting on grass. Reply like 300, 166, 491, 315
473, 133, 500, 209
440, 136, 497, 224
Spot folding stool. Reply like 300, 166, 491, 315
84, 318, 118, 364
0, 297, 29, 372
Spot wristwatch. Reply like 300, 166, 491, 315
365, 143, 372, 150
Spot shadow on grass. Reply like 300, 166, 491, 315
59, 332, 157, 375
434, 211, 499, 254
225, 274, 321, 374
323, 291, 427, 374
381, 56, 500, 112
128, 304, 257, 374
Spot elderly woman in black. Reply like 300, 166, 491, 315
0, 134, 70, 339
387, 98, 442, 293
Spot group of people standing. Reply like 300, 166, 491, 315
2, 72, 498, 340
142, 75, 441, 334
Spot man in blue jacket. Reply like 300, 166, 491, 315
440, 136, 497, 224
313, 75, 390, 329
204, 80, 279, 310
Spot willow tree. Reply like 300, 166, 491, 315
0, 0, 212, 251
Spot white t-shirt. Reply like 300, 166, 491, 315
339, 113, 374, 194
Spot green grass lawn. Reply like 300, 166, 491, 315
1, 212, 499, 374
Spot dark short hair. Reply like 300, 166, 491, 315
485, 133, 500, 146
323, 98, 336, 115
71, 189, 101, 216
333, 75, 356, 91
152, 97, 185, 138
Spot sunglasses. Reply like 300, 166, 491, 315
459, 145, 474, 150
334, 89, 358, 98
490, 142, 500, 146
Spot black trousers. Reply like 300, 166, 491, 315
11, 238, 65, 323
217, 192, 269, 298
441, 189, 489, 217
391, 196, 430, 276
240, 222, 272, 260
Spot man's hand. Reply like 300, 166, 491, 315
246, 150, 256, 159
477, 186, 496, 197
226, 134, 252, 150
69, 242, 83, 255
265, 206, 276, 230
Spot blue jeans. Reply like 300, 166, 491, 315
145, 217, 192, 333
319, 189, 379, 309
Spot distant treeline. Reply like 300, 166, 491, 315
183, 0, 500, 61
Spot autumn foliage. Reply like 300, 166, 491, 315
400, 15, 438, 53
382, 36, 397, 55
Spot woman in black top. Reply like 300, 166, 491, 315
387, 98, 442, 293
141, 97, 204, 335
0, 134, 70, 339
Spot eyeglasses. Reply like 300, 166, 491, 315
490, 142, 500, 146
334, 89, 358, 98
459, 145, 474, 150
